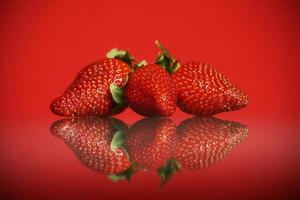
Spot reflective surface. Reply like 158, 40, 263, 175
1, 114, 300, 200
49, 117, 248, 188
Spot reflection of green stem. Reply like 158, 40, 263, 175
157, 159, 181, 190
107, 161, 143, 182
107, 165, 135, 182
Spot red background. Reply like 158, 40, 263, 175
1, 0, 300, 199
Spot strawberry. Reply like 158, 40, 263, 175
125, 64, 177, 117
50, 117, 132, 176
155, 41, 248, 115
125, 117, 177, 170
125, 117, 178, 187
175, 117, 248, 170
50, 49, 134, 117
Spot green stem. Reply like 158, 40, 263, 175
106, 48, 135, 67
155, 40, 175, 62
154, 40, 181, 73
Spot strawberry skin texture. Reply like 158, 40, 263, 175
126, 118, 177, 170
50, 58, 131, 117
172, 61, 248, 115
125, 64, 177, 117
50, 117, 131, 175
175, 117, 248, 170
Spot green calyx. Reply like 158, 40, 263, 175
107, 167, 134, 182
110, 82, 128, 114
135, 60, 148, 68
107, 162, 141, 182
155, 40, 180, 74
110, 130, 127, 152
110, 83, 125, 105
107, 48, 148, 112
110, 130, 130, 158
106, 48, 135, 67
157, 159, 180, 189
106, 48, 147, 69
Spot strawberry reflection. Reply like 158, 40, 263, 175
126, 118, 177, 170
175, 117, 248, 170
50, 116, 248, 187
125, 117, 178, 188
50, 117, 133, 180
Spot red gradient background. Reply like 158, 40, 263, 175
1, 1, 300, 200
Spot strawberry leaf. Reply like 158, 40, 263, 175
135, 60, 148, 68
110, 130, 130, 160
106, 48, 126, 59
172, 60, 180, 72
154, 40, 180, 74
155, 40, 175, 61
107, 165, 137, 182
110, 130, 126, 151
110, 84, 125, 105
106, 48, 135, 66
157, 159, 180, 189
110, 83, 128, 115
107, 174, 127, 182
155, 52, 173, 73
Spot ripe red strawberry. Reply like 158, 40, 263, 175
125, 117, 177, 170
50, 117, 131, 175
173, 62, 248, 115
50, 56, 131, 117
155, 41, 248, 115
175, 117, 248, 170
125, 64, 177, 117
